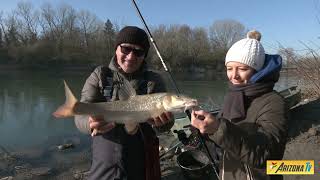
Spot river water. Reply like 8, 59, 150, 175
0, 70, 297, 150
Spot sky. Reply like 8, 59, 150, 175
1, 0, 320, 54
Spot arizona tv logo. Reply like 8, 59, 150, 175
267, 160, 314, 175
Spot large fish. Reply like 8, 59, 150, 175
52, 81, 198, 124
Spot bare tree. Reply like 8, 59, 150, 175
40, 3, 78, 58
189, 27, 211, 64
4, 12, 21, 46
0, 1, 250, 71
0, 11, 6, 47
176, 25, 191, 53
280, 46, 320, 98
15, 1, 39, 44
78, 10, 100, 52
40, 3, 58, 40
278, 47, 296, 67
209, 19, 246, 51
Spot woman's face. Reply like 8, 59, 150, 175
226, 61, 256, 85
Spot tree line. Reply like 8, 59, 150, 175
0, 2, 248, 72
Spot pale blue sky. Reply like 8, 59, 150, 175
1, 0, 320, 54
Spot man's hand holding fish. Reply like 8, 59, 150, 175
88, 116, 115, 136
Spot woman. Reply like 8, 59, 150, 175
191, 30, 287, 180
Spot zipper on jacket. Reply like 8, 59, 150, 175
244, 164, 254, 180
221, 151, 225, 180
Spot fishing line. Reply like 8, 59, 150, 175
130, 0, 180, 94
130, 0, 220, 179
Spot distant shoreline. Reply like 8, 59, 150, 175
0, 64, 96, 71
0, 64, 297, 82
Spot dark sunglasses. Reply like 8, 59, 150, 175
119, 45, 145, 57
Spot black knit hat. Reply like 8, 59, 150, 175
115, 26, 150, 56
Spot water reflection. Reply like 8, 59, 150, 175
0, 71, 90, 150
176, 80, 227, 111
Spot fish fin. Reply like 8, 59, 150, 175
118, 79, 137, 99
52, 80, 78, 118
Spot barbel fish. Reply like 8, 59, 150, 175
52, 81, 198, 123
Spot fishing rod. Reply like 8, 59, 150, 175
130, 0, 219, 179
130, 0, 180, 94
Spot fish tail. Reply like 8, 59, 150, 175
52, 80, 78, 118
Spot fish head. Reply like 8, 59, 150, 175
162, 94, 198, 112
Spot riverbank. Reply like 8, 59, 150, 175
283, 98, 320, 180
0, 134, 92, 180
0, 64, 95, 72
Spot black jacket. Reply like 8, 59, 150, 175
211, 91, 287, 180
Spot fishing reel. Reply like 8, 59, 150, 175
173, 125, 201, 149
160, 125, 201, 159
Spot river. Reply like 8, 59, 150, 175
0, 70, 297, 150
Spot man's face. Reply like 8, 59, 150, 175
115, 43, 146, 73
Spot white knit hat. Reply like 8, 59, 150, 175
225, 30, 265, 71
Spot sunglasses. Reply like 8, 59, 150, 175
119, 45, 145, 57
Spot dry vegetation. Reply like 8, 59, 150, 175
279, 47, 320, 179
280, 47, 320, 99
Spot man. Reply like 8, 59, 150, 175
74, 26, 174, 180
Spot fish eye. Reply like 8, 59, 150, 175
172, 95, 178, 99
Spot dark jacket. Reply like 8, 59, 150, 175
210, 55, 287, 180
74, 57, 172, 180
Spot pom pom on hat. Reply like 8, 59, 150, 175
247, 30, 261, 41
225, 30, 265, 71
